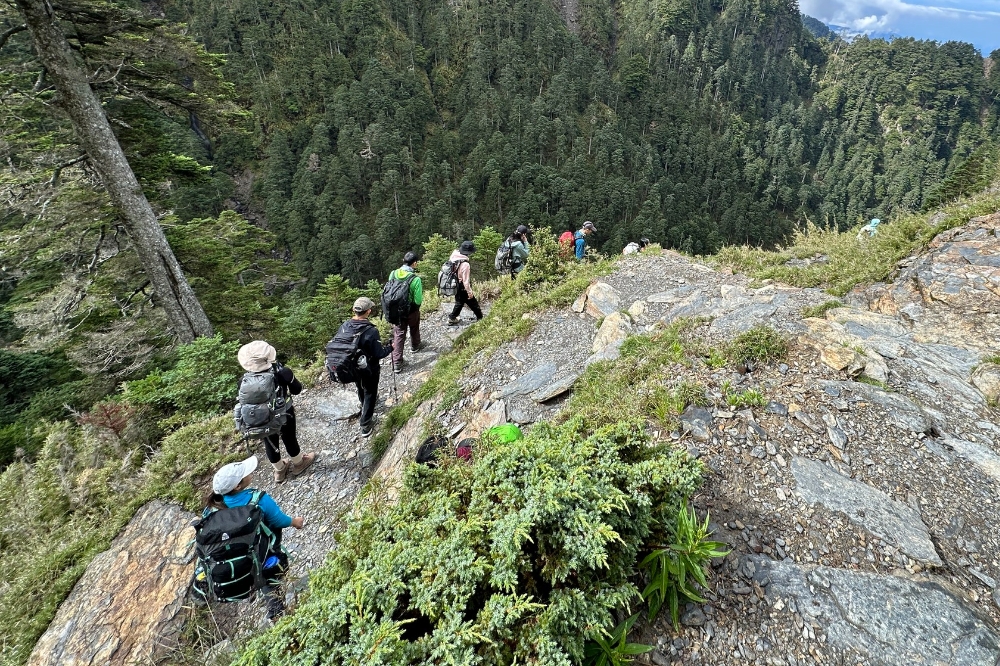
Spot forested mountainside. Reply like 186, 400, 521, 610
0, 0, 996, 454
2, 0, 1000, 662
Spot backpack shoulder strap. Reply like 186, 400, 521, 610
248, 489, 265, 507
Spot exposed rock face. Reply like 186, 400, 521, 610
792, 457, 940, 565
592, 312, 631, 354
583, 281, 621, 319
854, 212, 1000, 351
28, 501, 196, 666
755, 557, 1000, 665
971, 363, 1000, 403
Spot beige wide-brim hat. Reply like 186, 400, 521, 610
237, 340, 276, 372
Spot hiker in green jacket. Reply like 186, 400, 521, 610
388, 251, 424, 372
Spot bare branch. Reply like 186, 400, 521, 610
48, 153, 87, 186
0, 24, 27, 51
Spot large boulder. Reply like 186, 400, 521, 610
853, 212, 1000, 351
28, 501, 197, 666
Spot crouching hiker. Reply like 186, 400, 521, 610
193, 456, 305, 621
382, 251, 424, 373
235, 341, 316, 484
448, 240, 483, 325
326, 297, 393, 436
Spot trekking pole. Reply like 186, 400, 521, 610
389, 355, 399, 405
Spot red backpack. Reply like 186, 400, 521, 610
559, 231, 575, 246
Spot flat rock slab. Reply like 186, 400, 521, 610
28, 501, 196, 666
312, 388, 361, 420
753, 557, 1000, 666
943, 436, 1000, 486
499, 362, 559, 398
824, 380, 932, 433
792, 457, 940, 565
530, 373, 581, 403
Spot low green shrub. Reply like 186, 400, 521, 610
725, 326, 787, 366
801, 300, 842, 319
235, 419, 703, 666
124, 334, 241, 415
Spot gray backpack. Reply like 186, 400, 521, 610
233, 370, 288, 439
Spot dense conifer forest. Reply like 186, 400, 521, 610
0, 0, 997, 484
1, 0, 999, 660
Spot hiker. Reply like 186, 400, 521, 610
857, 218, 880, 240
509, 225, 530, 274
335, 297, 393, 436
201, 455, 305, 619
448, 240, 484, 325
622, 238, 650, 255
496, 225, 531, 277
236, 341, 316, 484
574, 221, 597, 260
385, 251, 424, 373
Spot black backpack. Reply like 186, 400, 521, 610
191, 490, 286, 603
381, 273, 416, 325
233, 369, 288, 439
325, 321, 373, 383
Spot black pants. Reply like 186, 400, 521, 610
354, 367, 381, 428
451, 285, 483, 320
263, 408, 300, 464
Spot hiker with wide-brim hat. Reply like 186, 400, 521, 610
448, 240, 484, 325
237, 341, 316, 483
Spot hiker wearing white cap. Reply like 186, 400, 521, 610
333, 297, 393, 436
236, 341, 316, 483
204, 456, 304, 619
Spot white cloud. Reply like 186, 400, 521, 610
800, 0, 1000, 28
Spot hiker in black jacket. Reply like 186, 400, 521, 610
237, 341, 316, 483
340, 297, 393, 436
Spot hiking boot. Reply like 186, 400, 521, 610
393, 359, 405, 374
447, 317, 460, 326
360, 423, 374, 437
272, 461, 288, 484
266, 594, 285, 621
287, 452, 316, 478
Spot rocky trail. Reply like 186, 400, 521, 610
29, 214, 1000, 666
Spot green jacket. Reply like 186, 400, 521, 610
389, 266, 423, 307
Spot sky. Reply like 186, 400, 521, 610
799, 0, 1000, 55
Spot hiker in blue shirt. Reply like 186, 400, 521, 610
205, 456, 305, 619
575, 221, 597, 260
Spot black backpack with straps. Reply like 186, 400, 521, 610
381, 272, 415, 325
191, 490, 286, 603
325, 320, 374, 383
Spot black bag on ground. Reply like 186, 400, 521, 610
191, 490, 282, 603
381, 273, 415, 325
415, 435, 449, 466
325, 321, 373, 384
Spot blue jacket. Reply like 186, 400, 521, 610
574, 231, 586, 260
223, 488, 292, 529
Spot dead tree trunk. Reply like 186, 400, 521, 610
13, 0, 214, 343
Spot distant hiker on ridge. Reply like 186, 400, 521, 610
447, 240, 483, 325
383, 251, 425, 374
622, 238, 650, 255
235, 341, 316, 484
575, 221, 597, 261
496, 225, 531, 277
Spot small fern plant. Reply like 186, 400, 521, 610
640, 505, 730, 629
